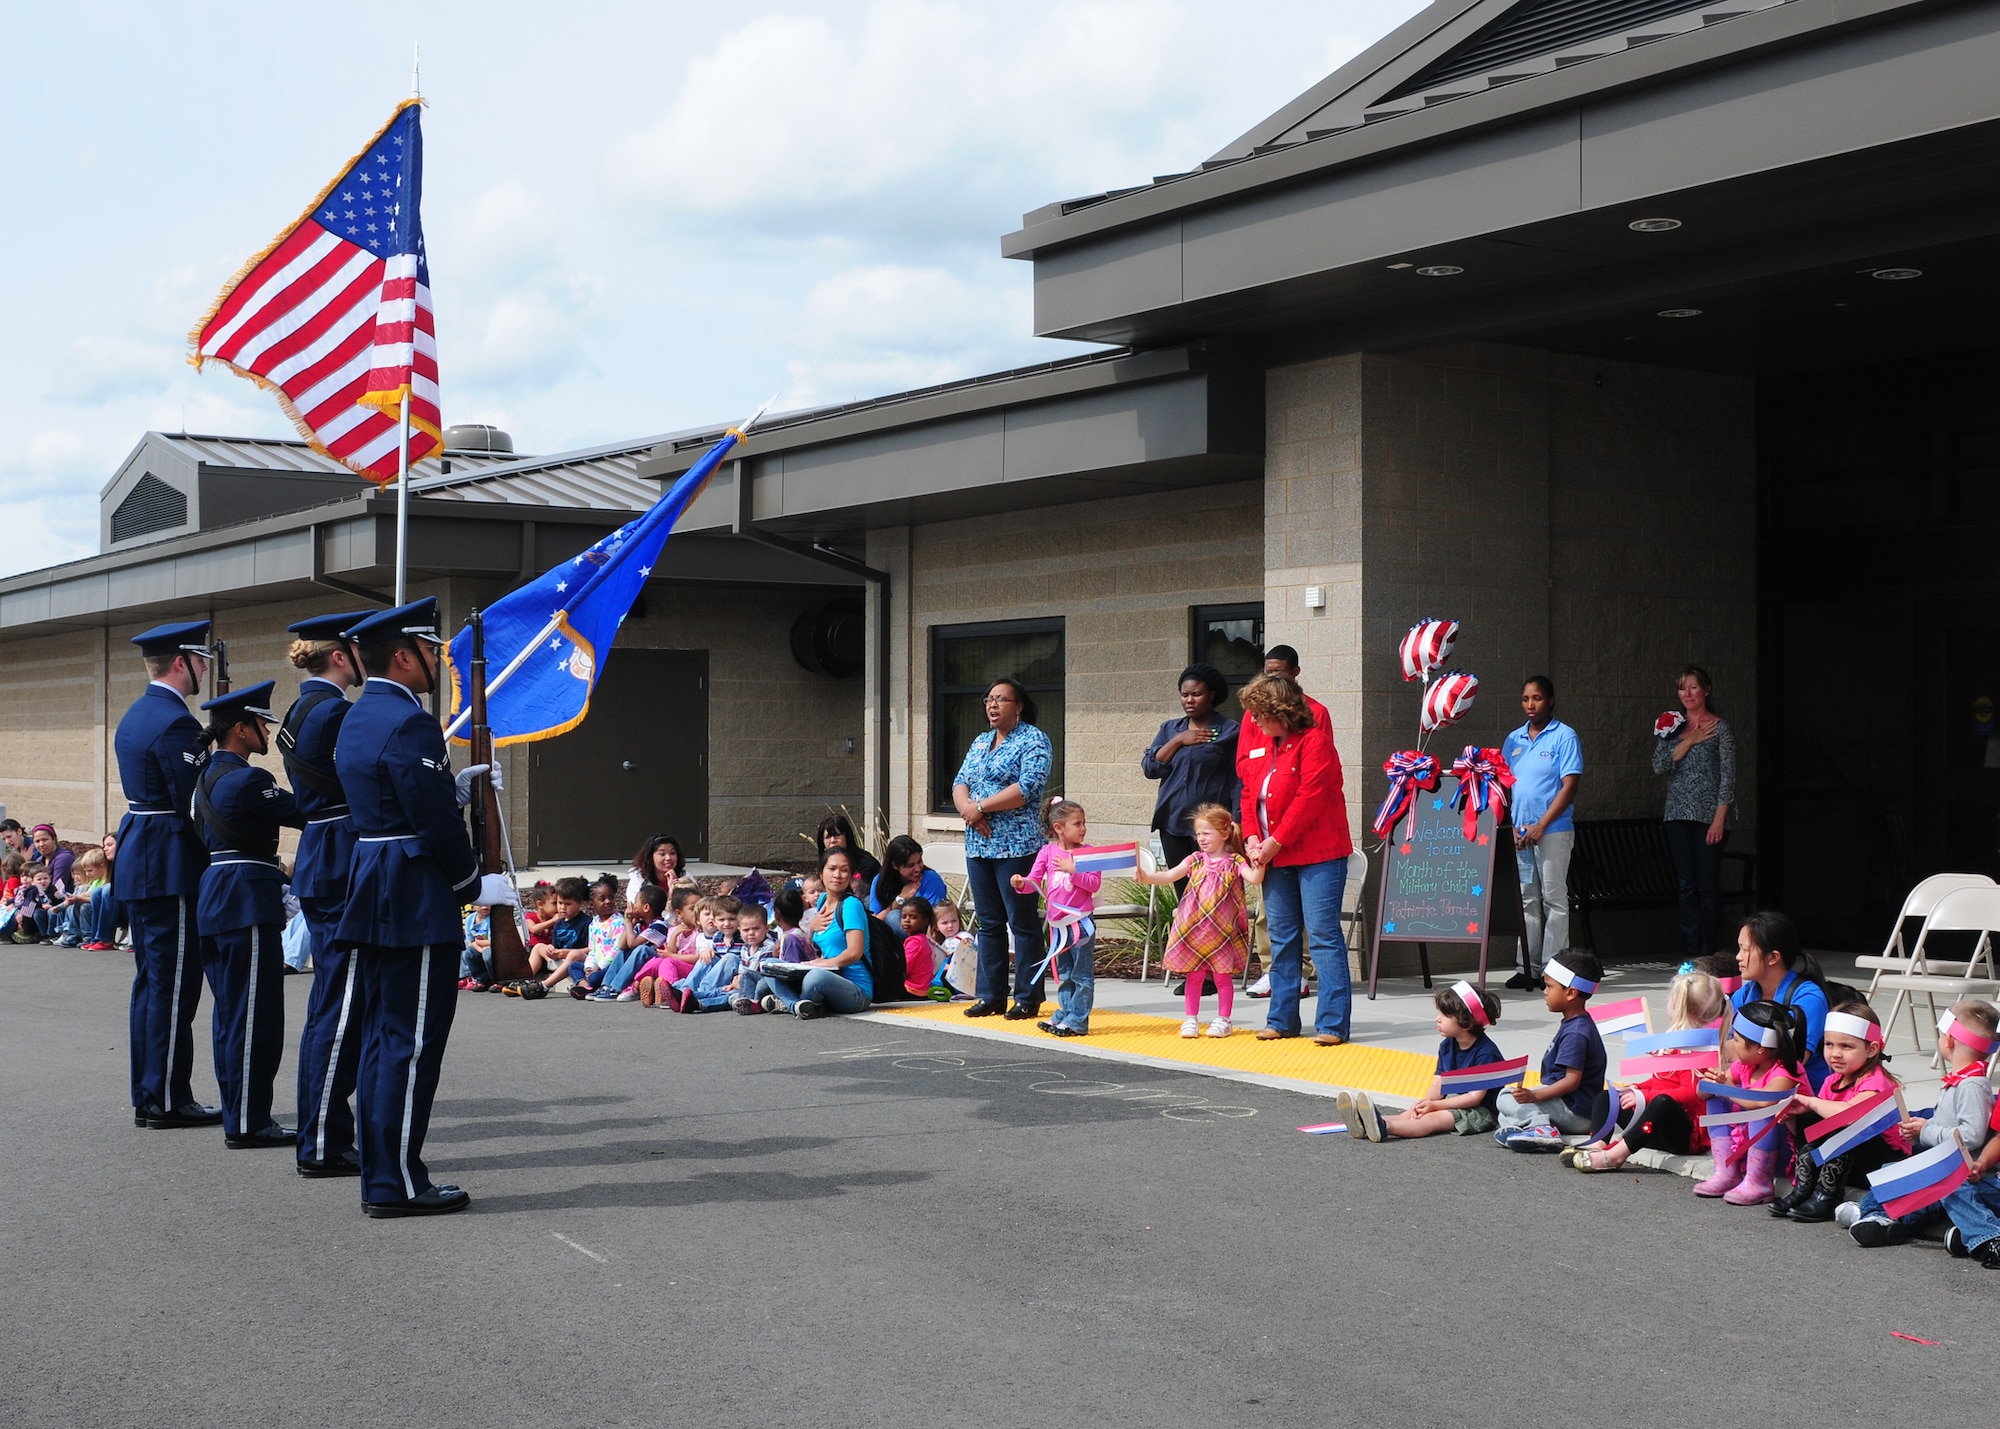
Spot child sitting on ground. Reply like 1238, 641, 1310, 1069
1565, 965, 1727, 1174
4, 863, 54, 943
0, 850, 22, 902
898, 895, 943, 998
624, 887, 701, 1005
1341, 980, 1504, 1141
772, 885, 812, 962
1139, 802, 1265, 1039
523, 882, 557, 950
1770, 991, 1908, 1220
1495, 951, 1608, 1152
731, 903, 792, 1013
584, 883, 668, 1002
571, 875, 626, 1000
459, 905, 492, 989
1844, 998, 1997, 1247
1940, 1017, 2000, 1266
532, 877, 593, 989
934, 900, 976, 998
1692, 998, 1808, 1204
669, 896, 751, 1013
56, 848, 107, 947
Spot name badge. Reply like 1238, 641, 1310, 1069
1248, 746, 1267, 759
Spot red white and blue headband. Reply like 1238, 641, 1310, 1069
1545, 959, 1597, 994
1450, 980, 1490, 1026
1938, 1012, 1994, 1055
1731, 1011, 1781, 1048
1824, 1011, 1883, 1045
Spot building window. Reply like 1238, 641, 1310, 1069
1191, 603, 1265, 717
930, 619, 1065, 812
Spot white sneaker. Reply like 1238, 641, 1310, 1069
1248, 973, 1272, 998
1180, 1017, 1201, 1038
1834, 1201, 1862, 1230
1205, 1017, 1232, 1038
616, 986, 640, 1002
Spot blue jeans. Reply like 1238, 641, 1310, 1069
91, 885, 124, 944
596, 944, 651, 995
966, 854, 1043, 1007
458, 946, 492, 981
1940, 1178, 2000, 1250
1856, 1186, 1947, 1230
757, 967, 871, 1014
1261, 858, 1351, 1040
1049, 923, 1095, 1031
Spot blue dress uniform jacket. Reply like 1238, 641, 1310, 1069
334, 678, 478, 948
193, 751, 303, 932
113, 683, 210, 900
282, 676, 357, 902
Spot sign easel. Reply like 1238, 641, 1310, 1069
1366, 798, 1524, 998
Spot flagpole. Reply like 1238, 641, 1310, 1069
394, 390, 411, 603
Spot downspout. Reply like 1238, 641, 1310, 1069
311, 520, 394, 606
727, 458, 891, 852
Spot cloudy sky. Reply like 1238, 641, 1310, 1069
0, 0, 1423, 576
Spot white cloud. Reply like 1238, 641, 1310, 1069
46, 336, 180, 405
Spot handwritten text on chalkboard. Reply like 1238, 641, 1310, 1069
1379, 797, 1497, 942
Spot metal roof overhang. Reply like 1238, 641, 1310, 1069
1003, 0, 2000, 375
634, 346, 1264, 548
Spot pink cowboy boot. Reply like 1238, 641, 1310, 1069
1693, 1128, 1746, 1198
1724, 1138, 1781, 1205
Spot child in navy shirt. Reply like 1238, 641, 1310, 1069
1496, 950, 1607, 1151
1341, 980, 1504, 1141
531, 876, 594, 989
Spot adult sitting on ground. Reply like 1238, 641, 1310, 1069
815, 813, 882, 891
1236, 673, 1354, 1046
868, 834, 949, 924
755, 847, 873, 1019
950, 677, 1054, 1019
628, 832, 696, 906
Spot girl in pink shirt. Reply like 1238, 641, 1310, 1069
1777, 996, 1909, 1222
1011, 798, 1101, 1036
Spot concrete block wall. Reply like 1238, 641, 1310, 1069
0, 627, 114, 841
896, 482, 1264, 850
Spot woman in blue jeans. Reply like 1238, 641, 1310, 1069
950, 678, 1053, 1019
757, 848, 873, 1019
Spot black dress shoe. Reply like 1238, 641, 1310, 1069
964, 1000, 1005, 1018
1003, 1002, 1040, 1020
147, 1102, 225, 1129
297, 1153, 363, 1179
134, 1106, 155, 1127
1504, 972, 1533, 991
363, 1184, 471, 1219
225, 1123, 297, 1149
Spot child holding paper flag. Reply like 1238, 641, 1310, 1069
1773, 992, 1909, 1222
1493, 951, 1609, 1152
1011, 799, 1105, 1037
1135, 803, 1262, 1039
1938, 1082, 2000, 1267
1692, 1000, 1807, 1204
1843, 998, 1997, 1247
1339, 981, 1505, 1142
1568, 966, 1725, 1173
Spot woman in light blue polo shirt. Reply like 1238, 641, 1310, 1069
1505, 676, 1582, 990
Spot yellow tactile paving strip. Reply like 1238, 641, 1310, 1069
870, 1002, 1439, 1100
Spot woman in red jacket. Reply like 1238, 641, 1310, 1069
1236, 673, 1354, 1044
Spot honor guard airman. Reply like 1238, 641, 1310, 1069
334, 597, 515, 1217
279, 610, 371, 1178
117, 621, 223, 1130
191, 682, 305, 1147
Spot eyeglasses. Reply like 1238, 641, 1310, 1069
984, 695, 1017, 706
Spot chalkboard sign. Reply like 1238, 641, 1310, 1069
1368, 794, 1523, 995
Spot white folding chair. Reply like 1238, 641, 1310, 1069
1859, 872, 1995, 993
1341, 848, 1371, 980
1873, 885, 2000, 1058
920, 838, 968, 912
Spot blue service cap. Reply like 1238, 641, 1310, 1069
342, 596, 444, 646
199, 680, 279, 722
131, 620, 213, 659
287, 610, 374, 641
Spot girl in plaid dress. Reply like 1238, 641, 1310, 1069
1140, 803, 1263, 1039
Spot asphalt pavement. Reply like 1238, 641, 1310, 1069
3, 952, 1988, 1429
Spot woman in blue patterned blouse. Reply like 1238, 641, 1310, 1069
951, 677, 1053, 1019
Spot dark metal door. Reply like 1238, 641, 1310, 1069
531, 649, 708, 863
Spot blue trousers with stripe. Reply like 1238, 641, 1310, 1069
128, 895, 204, 1111
203, 923, 287, 1137
354, 944, 461, 1206
294, 898, 361, 1166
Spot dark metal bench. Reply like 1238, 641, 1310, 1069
1567, 818, 1758, 952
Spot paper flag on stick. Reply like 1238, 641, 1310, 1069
1621, 1049, 1721, 1078
1436, 1055, 1530, 1094
1299, 1123, 1349, 1135
1589, 997, 1651, 1038
1695, 1079, 1793, 1106
1806, 1089, 1902, 1165
1868, 1134, 1975, 1221
1622, 1027, 1721, 1056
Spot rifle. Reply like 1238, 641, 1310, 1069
469, 609, 531, 981
212, 639, 231, 697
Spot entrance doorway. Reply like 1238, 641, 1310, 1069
530, 649, 708, 864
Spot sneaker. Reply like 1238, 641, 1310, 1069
1353, 1092, 1386, 1142
1335, 1092, 1366, 1139
794, 999, 823, 1020
1834, 1202, 1863, 1230
1205, 1017, 1232, 1038
616, 986, 640, 1002
1976, 1240, 2000, 1269
586, 988, 618, 1001
1494, 1126, 1518, 1148
568, 982, 589, 1000
1247, 974, 1272, 999
1848, 1217, 1902, 1248
1050, 1025, 1085, 1038
82, 942, 115, 951
730, 996, 760, 1015
1947, 1225, 1970, 1259
457, 977, 482, 991
1506, 1124, 1565, 1153
760, 994, 782, 1013
1180, 1017, 1201, 1039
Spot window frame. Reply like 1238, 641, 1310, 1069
929, 617, 1066, 814
1189, 602, 1266, 718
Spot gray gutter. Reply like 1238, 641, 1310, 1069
1000, 0, 1949, 259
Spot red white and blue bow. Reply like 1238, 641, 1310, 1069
1373, 749, 1439, 842
1448, 745, 1513, 840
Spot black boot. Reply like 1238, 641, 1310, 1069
1768, 1128, 1814, 1217
1785, 1153, 1850, 1223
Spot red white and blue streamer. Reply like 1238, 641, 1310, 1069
1448, 746, 1513, 841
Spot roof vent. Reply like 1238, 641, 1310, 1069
110, 472, 188, 544
442, 424, 514, 454
1386, 0, 1721, 100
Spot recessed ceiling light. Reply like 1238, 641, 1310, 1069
1657, 308, 1703, 318
1873, 267, 1922, 280
1415, 264, 1463, 277
1629, 217, 1682, 232
1387, 262, 1414, 270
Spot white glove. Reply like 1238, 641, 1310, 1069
454, 763, 492, 808
476, 873, 520, 907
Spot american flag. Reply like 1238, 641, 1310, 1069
190, 100, 440, 482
